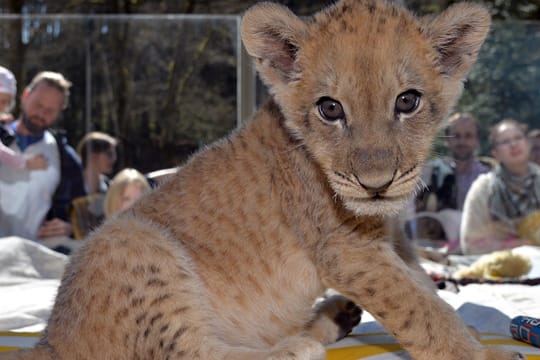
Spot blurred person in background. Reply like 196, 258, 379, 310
407, 113, 494, 253
77, 131, 117, 195
0, 66, 48, 171
104, 168, 151, 219
461, 119, 540, 255
0, 65, 16, 124
0, 71, 72, 241
38, 128, 87, 249
69, 131, 117, 239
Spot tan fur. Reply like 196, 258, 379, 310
1, 1, 524, 360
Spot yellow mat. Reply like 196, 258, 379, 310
1, 331, 539, 359
327, 332, 540, 359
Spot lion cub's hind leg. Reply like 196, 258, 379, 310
44, 215, 215, 359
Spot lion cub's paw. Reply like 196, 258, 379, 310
307, 294, 362, 344
332, 298, 362, 339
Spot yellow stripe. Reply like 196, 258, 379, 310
326, 335, 540, 359
327, 344, 403, 359
0, 346, 20, 352
0, 332, 41, 338
481, 339, 534, 346
327, 345, 540, 360
1, 331, 538, 359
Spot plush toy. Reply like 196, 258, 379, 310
517, 211, 540, 246
453, 250, 532, 279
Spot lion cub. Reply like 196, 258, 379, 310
3, 1, 524, 360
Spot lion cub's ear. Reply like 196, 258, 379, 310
423, 2, 491, 79
241, 2, 308, 90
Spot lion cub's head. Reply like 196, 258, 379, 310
241, 0, 490, 216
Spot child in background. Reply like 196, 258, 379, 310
0, 66, 48, 170
103, 168, 151, 218
0, 66, 16, 124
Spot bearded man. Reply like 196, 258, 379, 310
408, 113, 494, 254
0, 71, 72, 240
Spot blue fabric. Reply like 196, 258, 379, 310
9, 122, 43, 152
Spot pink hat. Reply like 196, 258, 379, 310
0, 66, 16, 96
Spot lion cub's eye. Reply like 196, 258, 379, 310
317, 97, 344, 122
395, 90, 421, 114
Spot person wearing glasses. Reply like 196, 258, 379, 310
460, 119, 540, 255
76, 131, 118, 195
68, 131, 118, 239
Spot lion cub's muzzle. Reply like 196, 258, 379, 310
349, 148, 398, 194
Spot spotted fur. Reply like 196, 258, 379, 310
1, 1, 524, 360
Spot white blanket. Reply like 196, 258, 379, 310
0, 237, 67, 332
1, 237, 539, 356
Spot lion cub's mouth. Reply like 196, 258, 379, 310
342, 193, 410, 216
329, 164, 419, 216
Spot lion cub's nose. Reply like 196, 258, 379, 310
349, 148, 397, 194
358, 178, 393, 194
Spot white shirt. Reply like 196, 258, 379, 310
0, 130, 60, 240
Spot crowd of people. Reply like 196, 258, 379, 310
409, 112, 540, 256
460, 119, 540, 254
0, 66, 157, 253
1, 64, 539, 258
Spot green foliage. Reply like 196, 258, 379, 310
0, 15, 238, 172
0, 0, 539, 172
454, 21, 540, 156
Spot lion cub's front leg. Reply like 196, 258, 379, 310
320, 238, 524, 360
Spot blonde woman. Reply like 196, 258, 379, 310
104, 168, 151, 218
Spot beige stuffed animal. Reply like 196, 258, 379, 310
453, 250, 532, 279
517, 210, 540, 246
